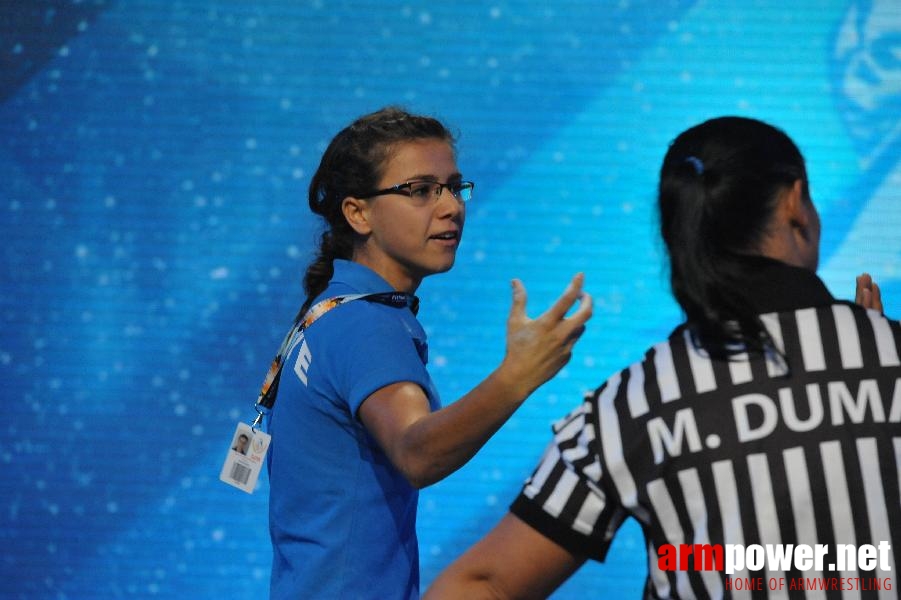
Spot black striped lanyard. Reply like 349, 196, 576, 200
250, 291, 418, 431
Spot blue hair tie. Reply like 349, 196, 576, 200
684, 156, 704, 175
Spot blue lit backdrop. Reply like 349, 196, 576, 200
2, 1, 900, 598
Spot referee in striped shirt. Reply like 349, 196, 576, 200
427, 116, 899, 599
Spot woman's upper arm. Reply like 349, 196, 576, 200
425, 513, 585, 600
357, 381, 433, 481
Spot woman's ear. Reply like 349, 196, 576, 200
785, 179, 809, 230
341, 196, 372, 235
785, 178, 821, 269
764, 178, 820, 270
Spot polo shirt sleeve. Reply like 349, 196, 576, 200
509, 393, 625, 561
310, 301, 433, 418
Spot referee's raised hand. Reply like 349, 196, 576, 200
855, 272, 883, 313
500, 273, 593, 400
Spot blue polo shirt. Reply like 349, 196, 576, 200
268, 260, 440, 600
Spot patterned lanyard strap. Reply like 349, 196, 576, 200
250, 291, 418, 430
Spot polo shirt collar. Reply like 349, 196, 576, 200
331, 259, 398, 294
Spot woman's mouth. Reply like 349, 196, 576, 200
430, 231, 460, 241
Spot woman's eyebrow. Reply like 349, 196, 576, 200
403, 172, 463, 182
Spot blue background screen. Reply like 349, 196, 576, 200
2, 1, 900, 597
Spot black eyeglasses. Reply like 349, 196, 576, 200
358, 180, 474, 204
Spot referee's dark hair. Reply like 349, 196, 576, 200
658, 116, 810, 358
299, 107, 456, 317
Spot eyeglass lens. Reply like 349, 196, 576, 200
410, 181, 473, 202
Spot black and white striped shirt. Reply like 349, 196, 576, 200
512, 263, 901, 599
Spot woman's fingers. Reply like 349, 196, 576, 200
508, 279, 527, 323
566, 291, 593, 330
509, 275, 592, 335
500, 277, 593, 395
541, 273, 586, 323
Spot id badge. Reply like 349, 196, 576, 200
219, 422, 271, 494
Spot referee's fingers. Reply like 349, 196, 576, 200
870, 281, 883, 313
855, 273, 871, 305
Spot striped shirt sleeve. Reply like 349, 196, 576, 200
510, 391, 624, 560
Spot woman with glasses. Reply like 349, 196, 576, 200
426, 116, 897, 599
266, 106, 593, 599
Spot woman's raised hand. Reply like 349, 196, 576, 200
500, 273, 593, 399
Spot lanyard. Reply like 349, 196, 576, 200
250, 291, 418, 431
